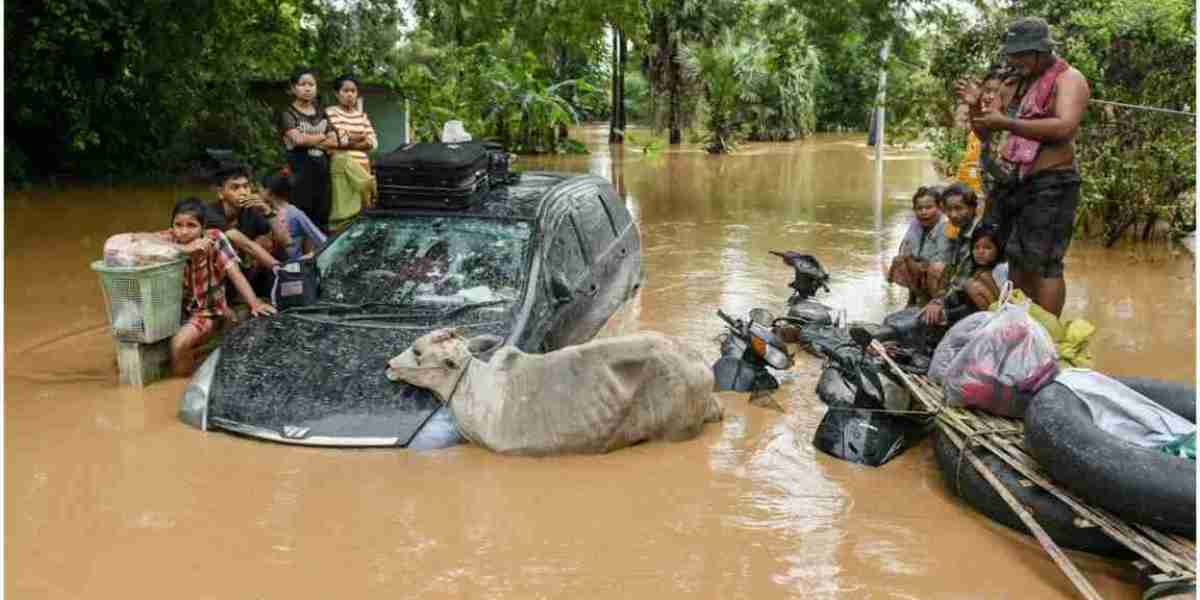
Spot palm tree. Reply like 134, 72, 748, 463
686, 38, 765, 153
643, 0, 746, 144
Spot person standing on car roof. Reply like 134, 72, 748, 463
325, 73, 378, 232
280, 67, 337, 231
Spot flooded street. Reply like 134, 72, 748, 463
6, 128, 1195, 598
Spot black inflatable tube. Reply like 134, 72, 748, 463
1024, 377, 1196, 537
934, 428, 1133, 558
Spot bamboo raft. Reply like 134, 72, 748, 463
870, 341, 1196, 600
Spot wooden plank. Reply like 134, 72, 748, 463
942, 427, 1105, 600
1136, 524, 1199, 562
987, 438, 1192, 574
871, 348, 1195, 577
941, 407, 1189, 575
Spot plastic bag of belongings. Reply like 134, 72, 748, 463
989, 289, 1095, 369
932, 289, 1096, 386
386, 328, 723, 456
938, 291, 1059, 418
103, 233, 183, 267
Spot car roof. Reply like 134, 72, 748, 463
362, 171, 586, 221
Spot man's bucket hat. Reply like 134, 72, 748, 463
1002, 17, 1057, 55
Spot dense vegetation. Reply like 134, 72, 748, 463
6, 0, 1194, 240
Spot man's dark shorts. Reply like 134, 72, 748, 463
984, 169, 1081, 279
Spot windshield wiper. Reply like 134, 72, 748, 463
282, 300, 414, 314
335, 300, 512, 322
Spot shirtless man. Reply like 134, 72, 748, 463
962, 17, 1090, 317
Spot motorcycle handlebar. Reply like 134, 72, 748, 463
716, 309, 739, 329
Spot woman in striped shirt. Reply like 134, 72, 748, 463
326, 74, 378, 231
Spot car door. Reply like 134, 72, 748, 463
538, 213, 593, 350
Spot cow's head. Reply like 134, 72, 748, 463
386, 328, 473, 403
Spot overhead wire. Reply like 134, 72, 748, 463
880, 58, 1195, 118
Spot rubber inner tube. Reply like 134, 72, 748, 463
1025, 376, 1196, 537
933, 428, 1133, 558
1142, 579, 1197, 600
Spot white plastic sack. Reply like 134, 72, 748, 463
929, 311, 991, 384
943, 301, 1059, 416
440, 120, 472, 143
1056, 369, 1195, 448
103, 234, 182, 267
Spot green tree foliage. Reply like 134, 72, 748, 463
685, 3, 821, 154
794, 0, 930, 133
740, 0, 820, 141
404, 0, 613, 152
389, 28, 591, 153
5, 0, 407, 181
10, 0, 1191, 246
643, 0, 750, 144
687, 36, 760, 153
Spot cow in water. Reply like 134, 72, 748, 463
386, 328, 723, 456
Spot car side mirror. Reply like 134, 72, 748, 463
550, 274, 573, 304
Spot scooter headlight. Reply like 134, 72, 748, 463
750, 334, 793, 370
762, 342, 793, 370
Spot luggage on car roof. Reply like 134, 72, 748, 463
375, 142, 492, 210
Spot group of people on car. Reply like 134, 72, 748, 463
134, 67, 383, 376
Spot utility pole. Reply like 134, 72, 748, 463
873, 37, 892, 240
874, 37, 892, 165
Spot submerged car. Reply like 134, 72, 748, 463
180, 171, 642, 448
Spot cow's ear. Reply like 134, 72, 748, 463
467, 334, 502, 355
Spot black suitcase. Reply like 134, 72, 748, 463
375, 142, 491, 210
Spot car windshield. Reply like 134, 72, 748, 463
315, 216, 533, 308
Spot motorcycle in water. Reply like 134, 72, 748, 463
770, 251, 834, 326
761, 253, 935, 466
712, 308, 794, 394
810, 345, 935, 467
812, 403, 936, 467
767, 252, 844, 354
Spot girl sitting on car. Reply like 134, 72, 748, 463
135, 198, 277, 376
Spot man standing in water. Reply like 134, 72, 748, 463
968, 17, 1090, 317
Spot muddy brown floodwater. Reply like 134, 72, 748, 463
7, 127, 1195, 599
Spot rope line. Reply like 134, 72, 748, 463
1088, 99, 1195, 118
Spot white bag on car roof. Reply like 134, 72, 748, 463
441, 120, 472, 143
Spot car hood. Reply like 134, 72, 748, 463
208, 313, 511, 446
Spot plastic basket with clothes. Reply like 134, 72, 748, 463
91, 257, 187, 343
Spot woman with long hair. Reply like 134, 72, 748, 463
279, 67, 336, 231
